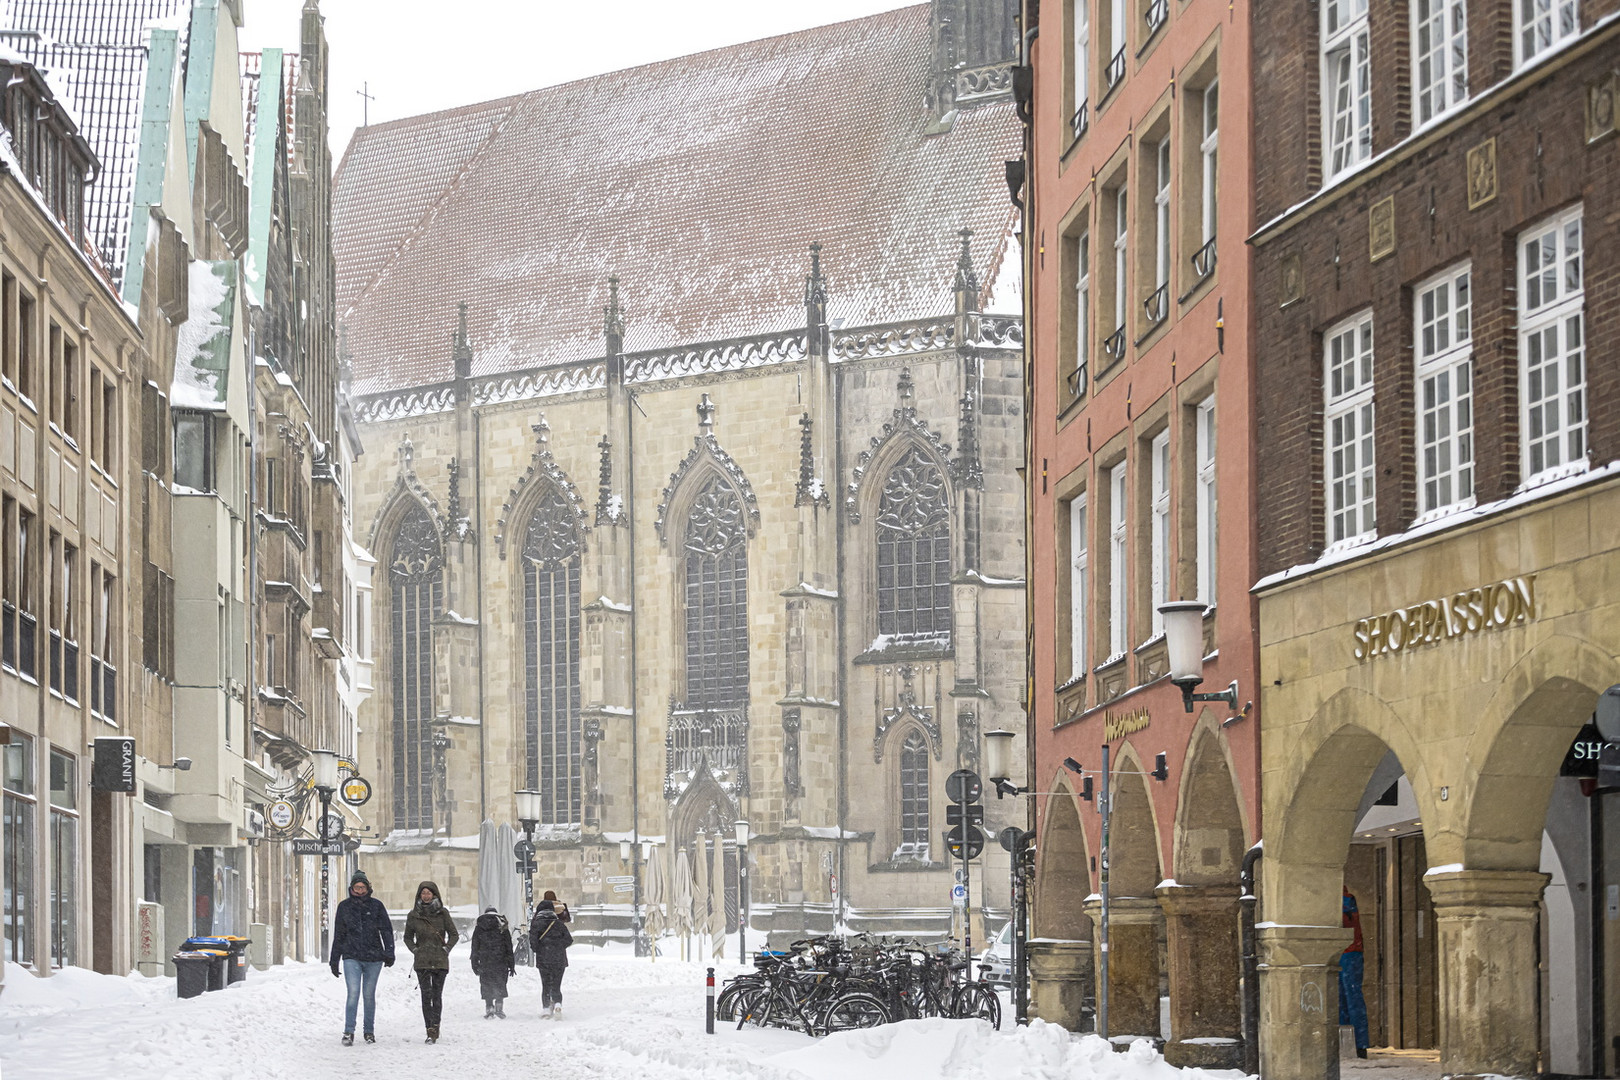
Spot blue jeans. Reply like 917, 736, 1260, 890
344, 959, 383, 1034
1338, 950, 1369, 1051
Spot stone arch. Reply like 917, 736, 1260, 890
1035, 779, 1093, 939
670, 766, 740, 934
367, 436, 450, 553
1172, 716, 1248, 886
1264, 686, 1434, 925
655, 415, 759, 546
1108, 742, 1164, 899
1461, 634, 1620, 870
493, 417, 588, 560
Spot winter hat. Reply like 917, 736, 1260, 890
542, 890, 558, 902
350, 869, 372, 891
485, 906, 498, 914
538, 899, 555, 912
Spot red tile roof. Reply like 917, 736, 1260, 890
334, 4, 1019, 396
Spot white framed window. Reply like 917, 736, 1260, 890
1076, 231, 1091, 390
1415, 265, 1474, 517
1108, 463, 1128, 658
1324, 312, 1376, 547
1073, 0, 1091, 135
1519, 206, 1585, 485
1323, 0, 1371, 179
1153, 138, 1171, 296
1195, 395, 1217, 606
1113, 188, 1128, 335
1516, 0, 1577, 66
1069, 493, 1088, 675
1149, 431, 1171, 636
1199, 83, 1219, 249
1413, 0, 1467, 125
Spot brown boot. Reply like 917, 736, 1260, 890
425, 1025, 439, 1044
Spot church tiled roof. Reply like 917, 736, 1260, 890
1, 0, 192, 288
333, 4, 1020, 396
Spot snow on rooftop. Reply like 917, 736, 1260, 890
334, 4, 1020, 398
171, 260, 233, 409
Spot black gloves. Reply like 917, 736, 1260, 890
331, 961, 340, 978
384, 957, 395, 968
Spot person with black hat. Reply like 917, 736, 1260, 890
470, 906, 515, 1018
528, 894, 575, 1018
329, 869, 395, 1046
404, 881, 460, 1043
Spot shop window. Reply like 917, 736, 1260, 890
3, 731, 34, 966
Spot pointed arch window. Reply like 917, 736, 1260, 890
389, 502, 442, 831
898, 730, 931, 856
683, 474, 749, 710
521, 485, 582, 824
876, 447, 952, 641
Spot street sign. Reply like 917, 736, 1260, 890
612, 883, 635, 893
267, 799, 296, 830
514, 839, 535, 858
998, 826, 1026, 852
341, 776, 373, 807
605, 875, 634, 884
951, 884, 967, 900
516, 858, 536, 875
944, 824, 985, 861
90, 737, 136, 793
944, 769, 982, 805
292, 838, 345, 856
945, 804, 985, 826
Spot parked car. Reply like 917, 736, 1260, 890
978, 922, 1013, 986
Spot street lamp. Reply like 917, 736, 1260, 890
1158, 601, 1243, 718
311, 748, 339, 959
984, 729, 1028, 798
734, 820, 750, 959
515, 789, 541, 919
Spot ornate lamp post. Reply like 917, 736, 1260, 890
734, 820, 751, 959
311, 748, 340, 959
515, 789, 541, 920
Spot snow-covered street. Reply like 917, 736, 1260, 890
0, 951, 1249, 1080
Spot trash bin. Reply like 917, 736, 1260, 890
173, 951, 212, 999
221, 936, 251, 985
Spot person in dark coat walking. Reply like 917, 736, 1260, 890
403, 880, 459, 1043
528, 898, 574, 1018
470, 907, 515, 1018
329, 869, 395, 1046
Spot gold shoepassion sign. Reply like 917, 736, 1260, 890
1353, 575, 1538, 661
1102, 707, 1152, 741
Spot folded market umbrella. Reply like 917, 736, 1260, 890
673, 846, 694, 938
643, 844, 667, 950
708, 834, 726, 959
496, 822, 525, 926
476, 819, 503, 916
692, 837, 710, 954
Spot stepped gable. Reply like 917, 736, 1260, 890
334, 3, 1020, 396
1, 0, 192, 286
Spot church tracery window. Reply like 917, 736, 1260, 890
522, 485, 582, 824
683, 473, 749, 710
898, 729, 931, 857
389, 502, 442, 831
876, 446, 952, 641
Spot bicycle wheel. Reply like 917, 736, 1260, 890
819, 990, 892, 1033
719, 980, 763, 1022
952, 983, 1002, 1029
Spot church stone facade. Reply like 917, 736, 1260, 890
336, 1, 1026, 942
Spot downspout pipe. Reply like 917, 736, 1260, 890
1240, 841, 1263, 1076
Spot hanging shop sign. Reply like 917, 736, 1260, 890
90, 737, 137, 793
1353, 575, 1538, 661
341, 776, 373, 807
267, 799, 297, 830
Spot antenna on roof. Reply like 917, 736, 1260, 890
357, 81, 375, 127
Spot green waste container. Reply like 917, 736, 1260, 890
173, 952, 212, 999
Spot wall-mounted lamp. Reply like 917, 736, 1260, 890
158, 757, 192, 771
984, 729, 1028, 798
1159, 600, 1244, 717
1151, 752, 1169, 782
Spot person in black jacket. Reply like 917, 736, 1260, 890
329, 869, 395, 1046
528, 898, 574, 1018
470, 907, 515, 1019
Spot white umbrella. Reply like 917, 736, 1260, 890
475, 819, 502, 915
495, 822, 525, 926
673, 846, 694, 957
708, 835, 726, 959
643, 844, 666, 955
692, 837, 710, 958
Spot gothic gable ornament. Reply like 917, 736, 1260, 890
495, 416, 588, 559
847, 367, 953, 524
655, 393, 761, 543
874, 664, 943, 763
368, 435, 454, 550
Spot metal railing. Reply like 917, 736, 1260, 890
1143, 283, 1169, 325
1072, 101, 1090, 140
1144, 0, 1169, 34
1105, 48, 1126, 90
1103, 326, 1126, 360
1191, 236, 1217, 280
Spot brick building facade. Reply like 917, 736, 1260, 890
1248, 0, 1620, 1071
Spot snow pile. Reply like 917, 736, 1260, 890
775, 1018, 1243, 1080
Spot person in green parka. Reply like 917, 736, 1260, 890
402, 881, 459, 1043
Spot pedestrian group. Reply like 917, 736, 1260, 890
328, 869, 574, 1045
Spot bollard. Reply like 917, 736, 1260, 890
706, 967, 716, 1034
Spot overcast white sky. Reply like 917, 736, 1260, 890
239, 0, 916, 164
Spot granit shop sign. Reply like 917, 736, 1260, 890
1353, 575, 1538, 661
